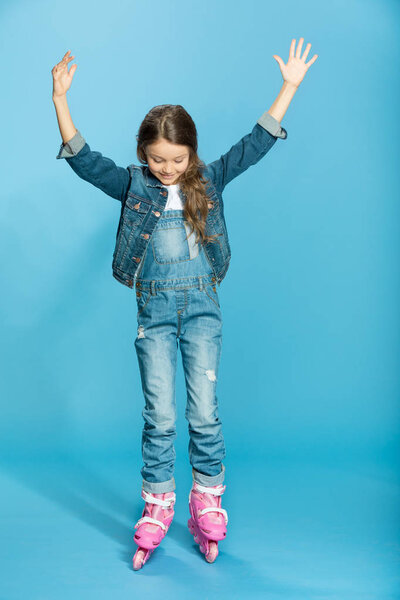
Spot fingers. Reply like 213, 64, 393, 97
273, 55, 285, 70
290, 38, 315, 63
289, 38, 296, 60
284, 37, 318, 81
52, 51, 75, 76
305, 54, 318, 68
295, 37, 304, 58
58, 51, 75, 69
60, 50, 75, 67
302, 42, 312, 62
62, 51, 75, 63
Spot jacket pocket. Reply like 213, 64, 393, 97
123, 195, 151, 226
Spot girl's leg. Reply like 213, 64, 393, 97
134, 289, 178, 493
178, 285, 226, 486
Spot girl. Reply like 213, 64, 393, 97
52, 38, 318, 570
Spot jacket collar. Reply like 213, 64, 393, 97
143, 165, 208, 199
144, 166, 165, 188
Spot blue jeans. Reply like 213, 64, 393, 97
134, 209, 226, 493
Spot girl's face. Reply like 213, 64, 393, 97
146, 138, 190, 185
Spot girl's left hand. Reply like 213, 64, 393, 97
273, 38, 318, 89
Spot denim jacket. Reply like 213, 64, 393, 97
56, 110, 287, 289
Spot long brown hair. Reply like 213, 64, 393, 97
136, 104, 219, 245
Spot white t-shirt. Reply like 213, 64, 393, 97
163, 183, 184, 210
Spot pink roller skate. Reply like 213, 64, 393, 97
132, 489, 176, 570
188, 481, 228, 563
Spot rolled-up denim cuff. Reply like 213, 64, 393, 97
192, 463, 225, 487
142, 476, 176, 493
56, 129, 86, 159
257, 111, 287, 139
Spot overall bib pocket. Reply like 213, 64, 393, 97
151, 220, 199, 264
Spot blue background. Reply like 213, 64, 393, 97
0, 0, 399, 598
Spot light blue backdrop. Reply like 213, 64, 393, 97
0, 0, 399, 598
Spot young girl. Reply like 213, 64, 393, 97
52, 38, 317, 570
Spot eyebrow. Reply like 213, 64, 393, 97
150, 153, 188, 159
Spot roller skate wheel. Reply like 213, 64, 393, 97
205, 541, 219, 563
133, 548, 148, 570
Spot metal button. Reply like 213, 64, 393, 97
161, 191, 167, 197
136, 291, 141, 297
211, 277, 216, 282
212, 286, 216, 292
135, 257, 141, 263
154, 211, 161, 217
136, 281, 141, 287
127, 279, 133, 287
142, 233, 150, 239
134, 202, 141, 210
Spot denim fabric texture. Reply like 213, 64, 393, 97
134, 209, 226, 492
56, 111, 287, 289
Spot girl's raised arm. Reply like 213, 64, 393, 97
269, 37, 318, 122
206, 37, 318, 193
52, 51, 130, 203
52, 51, 79, 144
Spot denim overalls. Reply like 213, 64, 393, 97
134, 203, 226, 494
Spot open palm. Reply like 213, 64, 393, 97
273, 38, 318, 88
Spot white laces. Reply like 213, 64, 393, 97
198, 505, 228, 524
142, 490, 176, 508
188, 483, 229, 524
134, 491, 176, 532
135, 516, 168, 531
193, 483, 225, 496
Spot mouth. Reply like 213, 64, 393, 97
162, 174, 175, 179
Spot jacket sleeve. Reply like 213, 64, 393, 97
206, 112, 287, 194
56, 130, 131, 202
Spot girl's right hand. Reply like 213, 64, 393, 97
51, 50, 77, 98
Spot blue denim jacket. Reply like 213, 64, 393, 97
56, 111, 287, 289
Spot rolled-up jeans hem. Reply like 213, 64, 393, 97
142, 476, 176, 493
192, 463, 225, 487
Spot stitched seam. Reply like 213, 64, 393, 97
204, 286, 220, 308
137, 291, 153, 315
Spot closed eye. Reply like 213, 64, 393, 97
154, 159, 184, 164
